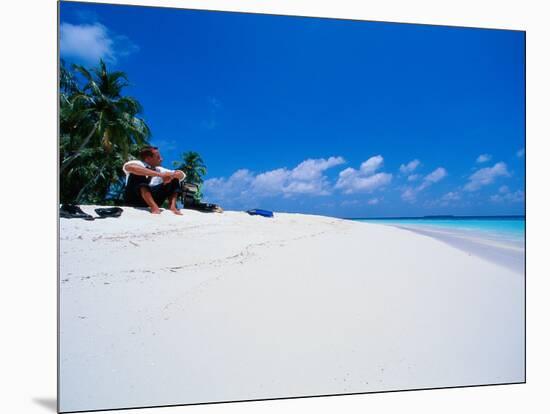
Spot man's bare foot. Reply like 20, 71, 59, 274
151, 207, 162, 214
170, 208, 183, 215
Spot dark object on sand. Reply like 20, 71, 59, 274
181, 182, 223, 213
94, 207, 123, 219
189, 202, 224, 213
247, 209, 274, 218
60, 204, 95, 220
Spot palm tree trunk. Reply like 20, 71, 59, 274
60, 123, 98, 174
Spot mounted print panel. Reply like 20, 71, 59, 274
58, 1, 525, 412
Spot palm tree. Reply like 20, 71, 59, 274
60, 59, 151, 175
59, 60, 151, 203
60, 59, 79, 96
174, 151, 207, 184
174, 151, 207, 201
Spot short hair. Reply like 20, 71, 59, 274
139, 146, 158, 160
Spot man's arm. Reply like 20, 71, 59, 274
157, 168, 187, 183
124, 163, 171, 179
173, 170, 186, 181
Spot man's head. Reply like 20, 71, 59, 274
139, 146, 163, 167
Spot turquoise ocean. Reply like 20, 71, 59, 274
350, 216, 525, 244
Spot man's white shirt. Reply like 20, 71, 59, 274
122, 160, 184, 186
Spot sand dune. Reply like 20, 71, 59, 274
59, 207, 524, 412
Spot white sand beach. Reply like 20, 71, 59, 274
59, 207, 525, 412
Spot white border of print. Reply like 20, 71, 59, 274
3, 0, 549, 413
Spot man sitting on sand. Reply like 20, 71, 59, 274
123, 146, 186, 215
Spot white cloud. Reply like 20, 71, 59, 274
286, 180, 328, 195
476, 154, 492, 163
464, 162, 510, 192
399, 159, 420, 175
60, 22, 138, 64
435, 191, 460, 207
417, 167, 447, 190
407, 174, 420, 182
402, 167, 448, 202
360, 155, 384, 175
251, 168, 289, 195
367, 197, 380, 205
335, 155, 392, 194
442, 191, 461, 201
203, 169, 255, 201
203, 156, 345, 202
517, 148, 525, 158
499, 185, 510, 194
401, 187, 417, 202
490, 190, 524, 203
336, 172, 392, 194
424, 167, 447, 183
290, 157, 345, 181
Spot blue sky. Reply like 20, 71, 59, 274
60, 1, 525, 217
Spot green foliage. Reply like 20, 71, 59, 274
59, 60, 151, 204
61, 142, 142, 204
174, 151, 208, 201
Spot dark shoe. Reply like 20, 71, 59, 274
94, 207, 123, 219
60, 204, 95, 220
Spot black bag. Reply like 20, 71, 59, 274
180, 182, 222, 212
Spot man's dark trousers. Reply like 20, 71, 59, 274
123, 174, 182, 207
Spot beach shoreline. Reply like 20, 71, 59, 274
382, 224, 524, 274
347, 218, 525, 275
59, 207, 525, 412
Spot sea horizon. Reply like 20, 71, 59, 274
344, 214, 525, 220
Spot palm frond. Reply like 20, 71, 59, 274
60, 59, 152, 203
